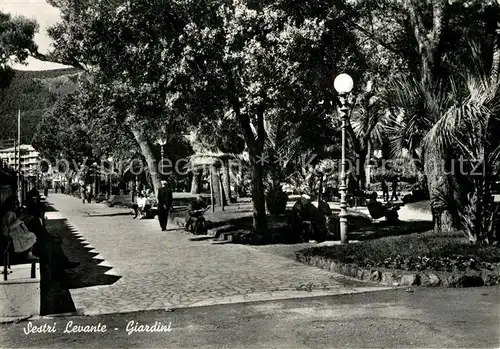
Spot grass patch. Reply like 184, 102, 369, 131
298, 230, 500, 272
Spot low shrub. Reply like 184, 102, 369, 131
298, 230, 500, 273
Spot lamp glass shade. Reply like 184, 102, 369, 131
334, 73, 354, 94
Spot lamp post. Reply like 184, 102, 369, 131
92, 162, 98, 202
334, 73, 354, 245
156, 136, 167, 176
107, 156, 114, 199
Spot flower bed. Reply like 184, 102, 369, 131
295, 231, 500, 287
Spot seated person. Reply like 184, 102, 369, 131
367, 192, 400, 223
185, 196, 207, 232
26, 189, 46, 226
1, 196, 37, 260
136, 191, 147, 219
143, 189, 155, 212
1, 196, 79, 271
132, 191, 144, 219
289, 194, 328, 242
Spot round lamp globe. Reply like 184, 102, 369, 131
334, 73, 354, 94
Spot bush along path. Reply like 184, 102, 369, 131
295, 231, 500, 288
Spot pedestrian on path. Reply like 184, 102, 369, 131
87, 184, 92, 203
81, 185, 87, 204
157, 180, 173, 231
391, 177, 399, 201
381, 179, 389, 202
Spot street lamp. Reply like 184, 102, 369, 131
92, 161, 98, 202
107, 156, 114, 199
156, 136, 167, 175
334, 73, 354, 244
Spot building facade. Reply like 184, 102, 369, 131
0, 144, 40, 174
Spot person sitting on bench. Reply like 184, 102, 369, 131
367, 192, 400, 223
185, 196, 207, 232
1, 197, 37, 260
2, 196, 79, 271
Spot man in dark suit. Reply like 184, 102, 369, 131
157, 180, 173, 231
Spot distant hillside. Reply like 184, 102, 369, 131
0, 68, 80, 145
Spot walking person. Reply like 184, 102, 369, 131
157, 180, 173, 231
80, 185, 87, 204
86, 184, 92, 203
381, 179, 389, 202
391, 177, 399, 202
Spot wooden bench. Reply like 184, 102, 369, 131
367, 202, 400, 224
2, 239, 38, 281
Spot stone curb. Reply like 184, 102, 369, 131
0, 315, 32, 324
295, 252, 500, 288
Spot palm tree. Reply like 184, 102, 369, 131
348, 81, 394, 190
384, 46, 500, 244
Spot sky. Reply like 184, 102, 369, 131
0, 0, 70, 70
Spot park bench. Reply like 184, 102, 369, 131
347, 190, 367, 207
2, 237, 38, 281
367, 201, 400, 224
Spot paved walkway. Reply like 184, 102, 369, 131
44, 194, 391, 315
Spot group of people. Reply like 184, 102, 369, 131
54, 184, 66, 194
80, 184, 93, 204
133, 189, 154, 220
132, 180, 208, 234
1, 189, 79, 278
380, 178, 399, 202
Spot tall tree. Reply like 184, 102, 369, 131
349, 0, 500, 233
174, 0, 361, 233
0, 12, 39, 88
46, 0, 191, 195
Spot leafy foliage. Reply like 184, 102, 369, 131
0, 12, 38, 67
0, 68, 78, 143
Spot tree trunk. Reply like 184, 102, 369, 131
318, 174, 324, 202
210, 164, 224, 207
249, 150, 267, 234
424, 144, 457, 233
406, 0, 445, 87
229, 71, 267, 233
491, 27, 500, 83
485, 5, 500, 83
221, 159, 232, 203
127, 114, 161, 196
366, 142, 372, 188
190, 167, 202, 194
357, 151, 367, 191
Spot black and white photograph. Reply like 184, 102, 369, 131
0, 0, 499, 347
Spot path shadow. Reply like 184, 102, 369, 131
351, 220, 434, 241
209, 216, 253, 229
209, 214, 433, 246
48, 218, 121, 290
189, 236, 214, 241
40, 198, 58, 212
33, 200, 121, 315
43, 205, 58, 212
85, 212, 133, 218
